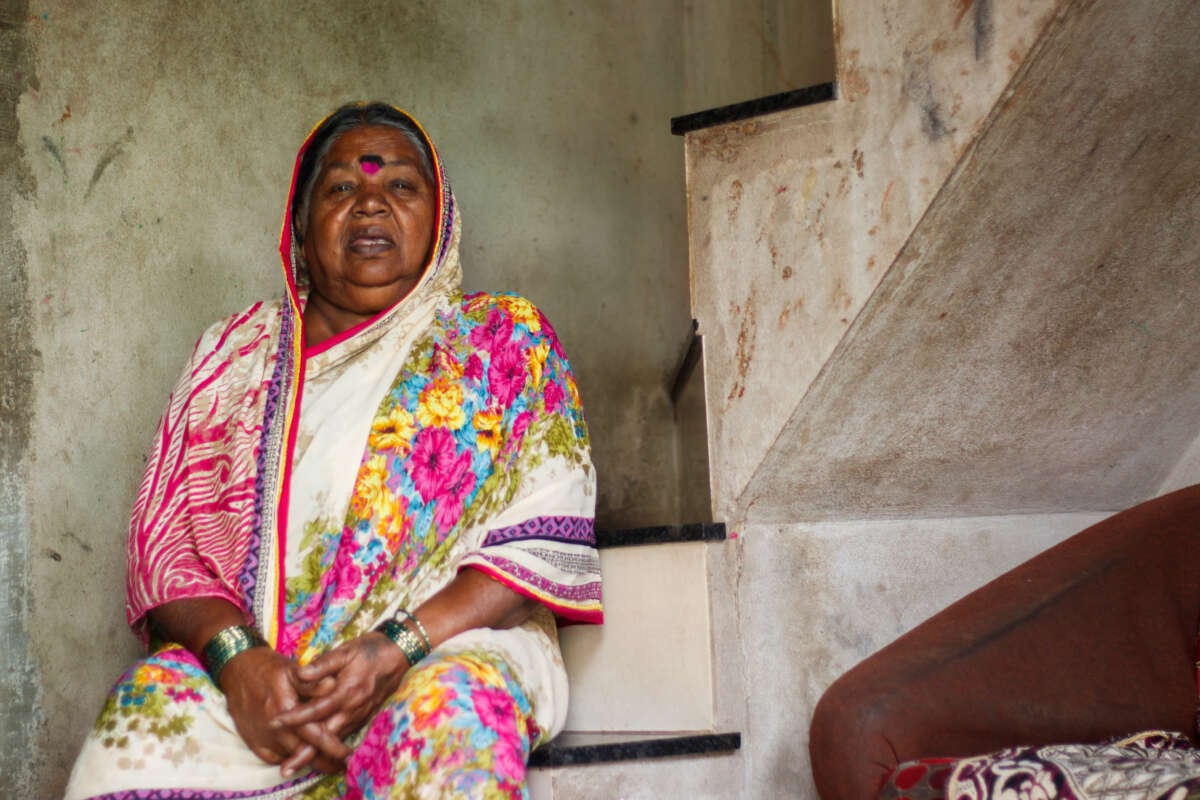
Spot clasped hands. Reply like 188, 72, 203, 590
220, 632, 408, 777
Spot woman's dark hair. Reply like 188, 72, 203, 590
292, 102, 435, 241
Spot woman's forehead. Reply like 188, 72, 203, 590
323, 125, 424, 168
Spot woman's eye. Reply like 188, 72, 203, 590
389, 180, 413, 192
329, 181, 355, 194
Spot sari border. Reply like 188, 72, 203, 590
463, 562, 603, 625
481, 515, 595, 548
80, 772, 319, 800
237, 306, 287, 620
272, 295, 305, 646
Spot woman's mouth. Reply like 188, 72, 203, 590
349, 229, 396, 255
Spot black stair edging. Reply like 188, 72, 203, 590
529, 732, 741, 768
595, 522, 726, 549
670, 82, 837, 135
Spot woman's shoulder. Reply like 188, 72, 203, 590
191, 297, 286, 359
457, 291, 559, 338
460, 290, 539, 313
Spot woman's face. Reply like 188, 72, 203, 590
301, 125, 436, 325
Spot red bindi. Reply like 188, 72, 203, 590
359, 154, 383, 175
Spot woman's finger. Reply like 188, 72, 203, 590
252, 744, 285, 765
296, 674, 338, 699
295, 648, 350, 683
271, 691, 345, 728
291, 720, 352, 763
279, 742, 317, 778
320, 711, 354, 742
278, 742, 344, 777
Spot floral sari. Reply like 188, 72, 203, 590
65, 107, 601, 800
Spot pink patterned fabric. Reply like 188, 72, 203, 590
125, 302, 284, 641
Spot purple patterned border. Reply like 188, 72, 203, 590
481, 515, 595, 548
87, 773, 311, 800
237, 304, 291, 612
480, 554, 602, 603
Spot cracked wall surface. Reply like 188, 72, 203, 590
1, 2, 41, 796
741, 0, 1200, 522
688, 0, 1060, 520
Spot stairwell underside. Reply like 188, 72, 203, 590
739, 0, 1200, 522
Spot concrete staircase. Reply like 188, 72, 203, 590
675, 0, 1200, 796
688, 0, 1200, 526
532, 1, 1200, 796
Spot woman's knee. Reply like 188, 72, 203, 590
348, 652, 534, 794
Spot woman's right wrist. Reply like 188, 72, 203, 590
202, 624, 268, 685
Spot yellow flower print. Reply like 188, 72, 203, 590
435, 347, 465, 380
473, 407, 504, 458
461, 657, 506, 689
409, 672, 459, 730
526, 342, 550, 389
351, 455, 389, 518
371, 485, 401, 529
416, 377, 466, 430
296, 630, 318, 666
566, 373, 581, 410
369, 406, 416, 453
499, 296, 542, 333
380, 496, 411, 550
136, 664, 177, 687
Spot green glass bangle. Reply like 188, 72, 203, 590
395, 608, 433, 652
377, 616, 430, 666
202, 625, 266, 684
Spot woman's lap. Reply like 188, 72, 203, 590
304, 649, 540, 800
66, 646, 538, 800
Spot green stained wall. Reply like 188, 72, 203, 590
2, 1, 40, 796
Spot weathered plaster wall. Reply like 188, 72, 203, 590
10, 2, 690, 795
687, 0, 1058, 520
742, 0, 1200, 521
682, 0, 835, 114
1, 2, 40, 795
1160, 433, 1200, 496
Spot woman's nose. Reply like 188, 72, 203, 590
353, 185, 387, 215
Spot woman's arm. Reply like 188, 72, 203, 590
147, 597, 248, 655
270, 568, 535, 775
147, 598, 350, 772
415, 566, 538, 639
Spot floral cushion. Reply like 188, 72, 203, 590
878, 732, 1200, 800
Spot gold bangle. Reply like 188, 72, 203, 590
396, 608, 433, 652
377, 614, 430, 665
202, 625, 266, 684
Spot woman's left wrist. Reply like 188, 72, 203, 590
375, 609, 432, 667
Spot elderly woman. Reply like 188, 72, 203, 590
65, 103, 601, 800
